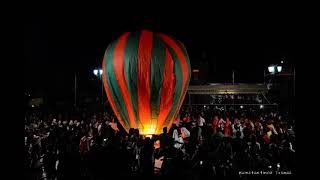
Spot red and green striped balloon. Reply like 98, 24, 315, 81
102, 30, 191, 135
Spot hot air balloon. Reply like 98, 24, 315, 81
102, 30, 190, 135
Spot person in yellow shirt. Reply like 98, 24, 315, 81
267, 127, 272, 138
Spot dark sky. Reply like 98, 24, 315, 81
24, 12, 293, 99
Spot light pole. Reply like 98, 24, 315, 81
74, 72, 77, 107
266, 63, 297, 115
293, 67, 295, 97
265, 64, 283, 88
93, 68, 103, 106
232, 70, 235, 85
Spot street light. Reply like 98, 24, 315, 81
268, 65, 282, 74
93, 69, 98, 76
268, 65, 275, 74
93, 68, 104, 106
277, 66, 282, 73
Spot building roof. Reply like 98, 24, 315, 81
188, 83, 268, 95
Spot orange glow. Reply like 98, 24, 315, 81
139, 125, 157, 135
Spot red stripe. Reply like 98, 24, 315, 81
113, 32, 137, 128
156, 49, 175, 134
158, 34, 189, 130
137, 30, 153, 129
102, 57, 128, 133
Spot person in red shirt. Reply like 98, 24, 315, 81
224, 117, 232, 137
183, 113, 190, 124
212, 115, 219, 134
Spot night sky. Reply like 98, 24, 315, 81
24, 12, 292, 100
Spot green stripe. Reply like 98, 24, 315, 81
123, 32, 141, 129
175, 48, 190, 125
177, 40, 191, 103
150, 35, 166, 131
105, 40, 130, 128
162, 44, 184, 128
177, 41, 191, 79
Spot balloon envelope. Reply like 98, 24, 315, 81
102, 30, 191, 135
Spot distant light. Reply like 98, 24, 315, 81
281, 61, 284, 64
192, 69, 199, 73
260, 105, 264, 109
99, 69, 103, 75
240, 105, 243, 109
268, 66, 275, 73
28, 94, 31, 97
277, 163, 280, 168
277, 66, 282, 73
200, 161, 203, 165
93, 69, 98, 75
204, 105, 206, 108
32, 105, 35, 108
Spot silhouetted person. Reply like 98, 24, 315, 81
140, 138, 154, 177
160, 127, 170, 150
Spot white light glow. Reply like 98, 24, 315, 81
93, 69, 98, 75
268, 66, 275, 73
240, 105, 243, 109
260, 105, 264, 109
99, 69, 103, 75
277, 66, 282, 73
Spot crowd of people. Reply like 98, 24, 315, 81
24, 106, 295, 180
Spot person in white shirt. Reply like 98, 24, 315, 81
250, 120, 255, 131
232, 120, 239, 137
97, 122, 102, 135
180, 126, 190, 139
219, 118, 225, 131
69, 120, 74, 126
198, 115, 205, 127
173, 128, 183, 149
232, 120, 244, 139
